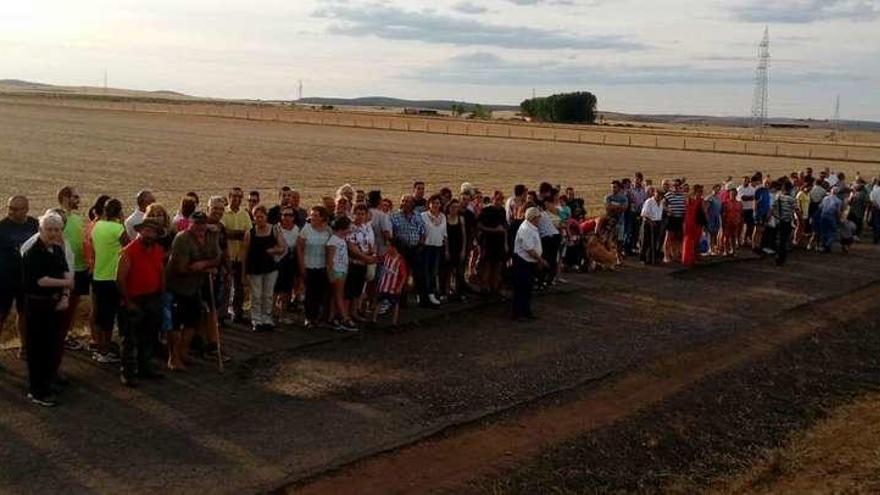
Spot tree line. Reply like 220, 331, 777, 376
520, 92, 597, 124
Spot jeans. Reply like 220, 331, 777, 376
304, 268, 328, 321
541, 235, 561, 284
512, 255, 535, 318
398, 244, 425, 301
422, 245, 442, 296
820, 214, 838, 251
121, 293, 161, 377
249, 271, 278, 326
228, 261, 245, 319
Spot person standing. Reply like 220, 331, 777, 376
512, 208, 546, 321
0, 196, 39, 358
21, 212, 71, 406
627, 173, 648, 256
326, 216, 356, 330
274, 206, 301, 323
221, 187, 252, 323
871, 178, 880, 244
297, 206, 332, 328
268, 186, 294, 225
705, 184, 723, 255
116, 219, 166, 387
346, 204, 376, 320
681, 185, 707, 268
420, 195, 447, 306
819, 187, 844, 253
442, 199, 468, 300
477, 191, 508, 294
124, 190, 155, 240
391, 195, 430, 307
90, 199, 128, 363
771, 180, 798, 266
412, 181, 428, 212
662, 180, 687, 263
639, 187, 664, 264
56, 187, 89, 351
242, 205, 285, 332
165, 212, 221, 370
737, 176, 757, 247
206, 196, 231, 334
721, 187, 743, 257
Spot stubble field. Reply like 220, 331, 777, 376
1, 100, 874, 215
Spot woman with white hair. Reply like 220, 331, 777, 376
512, 207, 546, 321
21, 212, 73, 406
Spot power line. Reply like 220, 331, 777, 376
750, 26, 770, 136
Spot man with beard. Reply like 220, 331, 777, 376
116, 219, 166, 386
57, 186, 89, 351
268, 186, 293, 225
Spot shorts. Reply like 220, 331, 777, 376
742, 209, 755, 227
331, 270, 347, 281
0, 286, 24, 317
170, 292, 203, 330
666, 216, 684, 235
74, 270, 92, 296
92, 280, 119, 332
345, 264, 367, 299
754, 212, 766, 227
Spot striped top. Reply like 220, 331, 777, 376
771, 193, 797, 222
664, 192, 687, 218
378, 252, 408, 295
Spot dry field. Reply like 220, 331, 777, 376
1, 100, 877, 217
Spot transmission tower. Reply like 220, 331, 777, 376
831, 94, 841, 140
750, 26, 770, 135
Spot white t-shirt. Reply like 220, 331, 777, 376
871, 185, 880, 209
369, 208, 392, 255
124, 210, 145, 241
640, 197, 663, 222
421, 211, 447, 247
737, 185, 756, 211
276, 225, 299, 262
327, 234, 348, 274
514, 220, 542, 262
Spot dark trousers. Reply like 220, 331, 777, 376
229, 261, 244, 319
541, 235, 561, 284
399, 244, 425, 301
873, 207, 880, 244
640, 219, 663, 264
775, 222, 793, 266
624, 212, 640, 254
25, 297, 61, 399
512, 255, 535, 318
304, 268, 328, 321
120, 293, 161, 377
422, 246, 442, 296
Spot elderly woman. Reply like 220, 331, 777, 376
22, 212, 73, 406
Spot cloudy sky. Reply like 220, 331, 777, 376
3, 0, 879, 119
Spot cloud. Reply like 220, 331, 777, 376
452, 1, 488, 14
504, 0, 578, 5
313, 3, 646, 50
728, 0, 880, 23
407, 51, 868, 86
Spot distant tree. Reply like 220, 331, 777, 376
470, 104, 493, 120
520, 91, 597, 124
451, 103, 467, 117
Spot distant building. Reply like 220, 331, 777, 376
404, 108, 439, 116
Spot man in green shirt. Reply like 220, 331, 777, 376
90, 199, 128, 363
58, 186, 88, 351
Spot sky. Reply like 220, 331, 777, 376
2, 0, 879, 120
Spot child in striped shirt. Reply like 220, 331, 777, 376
372, 244, 408, 326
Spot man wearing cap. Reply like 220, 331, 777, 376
512, 207, 547, 321
164, 211, 221, 370
117, 218, 166, 386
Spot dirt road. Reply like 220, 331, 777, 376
2, 244, 879, 494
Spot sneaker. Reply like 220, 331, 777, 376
342, 320, 360, 332
28, 393, 57, 407
106, 351, 122, 363
332, 319, 345, 331
64, 338, 83, 351
303, 319, 314, 329
427, 294, 442, 306
93, 352, 118, 364
378, 301, 391, 315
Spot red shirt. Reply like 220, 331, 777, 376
123, 238, 165, 298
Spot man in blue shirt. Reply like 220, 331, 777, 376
391, 195, 433, 307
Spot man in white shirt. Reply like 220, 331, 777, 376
736, 176, 757, 246
639, 187, 664, 264
124, 190, 155, 241
512, 207, 546, 321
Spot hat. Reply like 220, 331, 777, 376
460, 182, 476, 195
726, 182, 737, 191
190, 211, 208, 224
525, 207, 541, 221
134, 218, 166, 236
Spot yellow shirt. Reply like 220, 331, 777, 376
221, 207, 252, 262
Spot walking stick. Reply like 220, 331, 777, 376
207, 273, 224, 373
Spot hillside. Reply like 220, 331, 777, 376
297, 96, 519, 112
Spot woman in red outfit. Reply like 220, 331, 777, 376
681, 184, 707, 267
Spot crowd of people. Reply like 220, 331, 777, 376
1, 166, 879, 406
